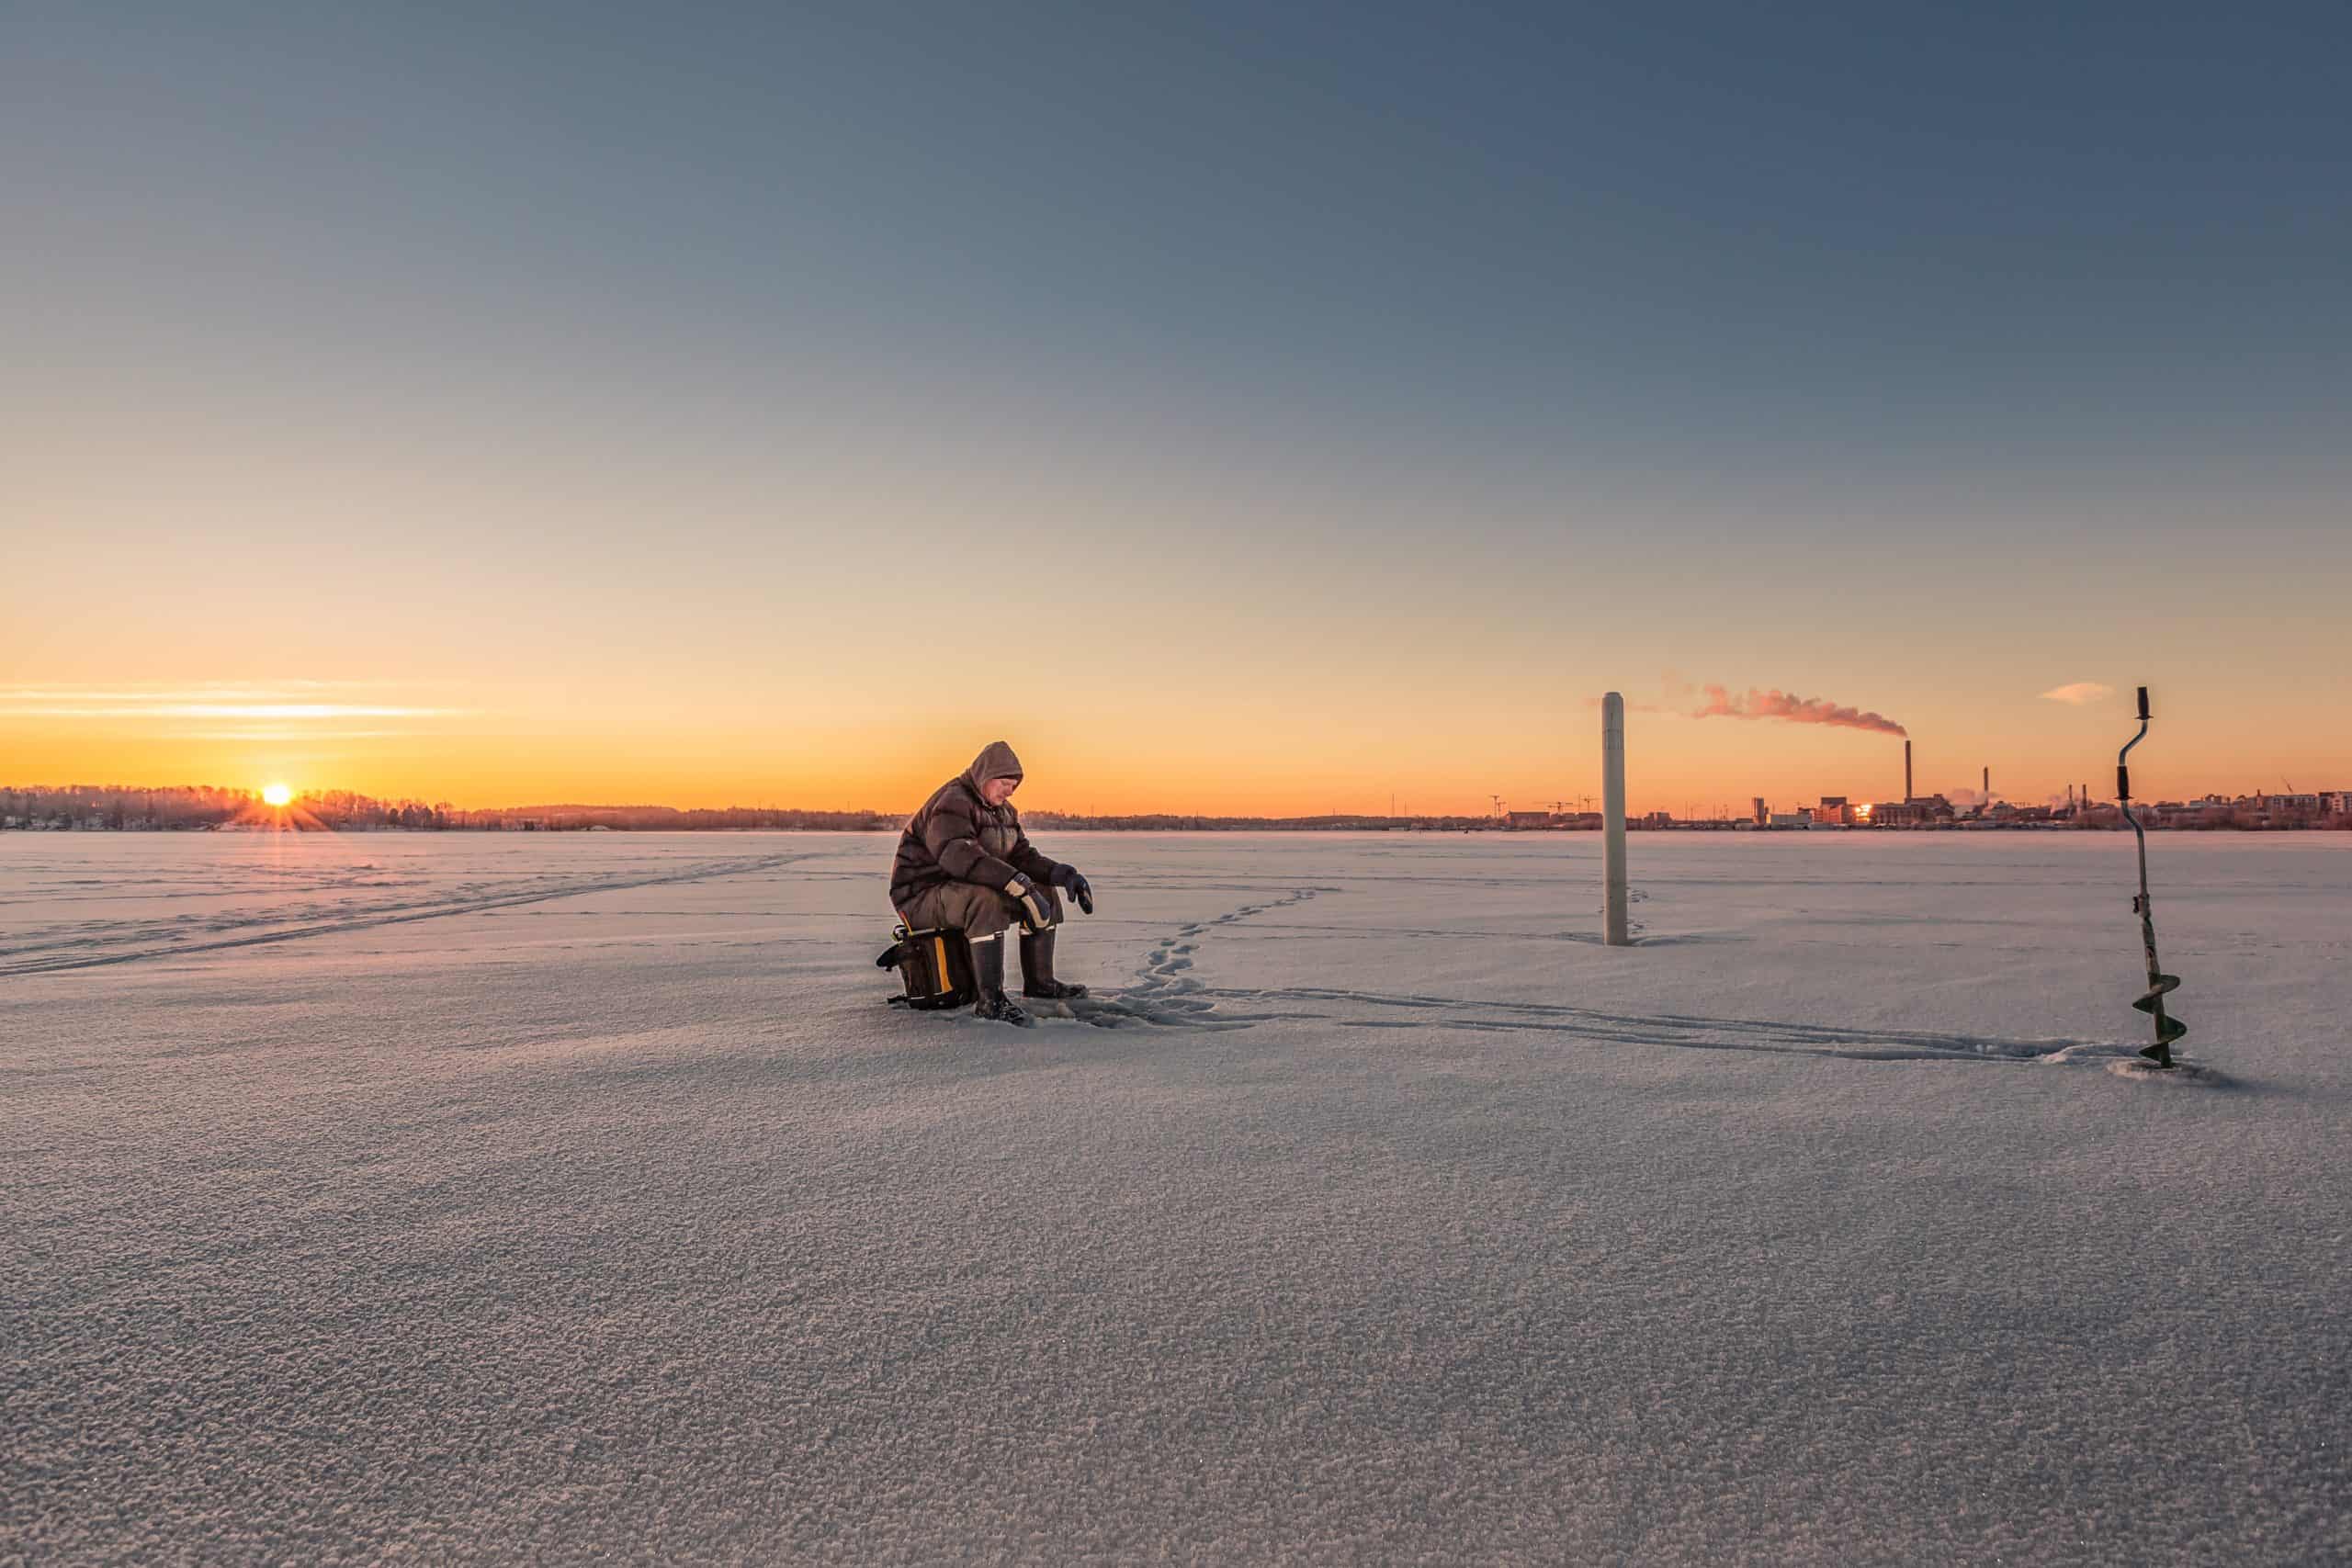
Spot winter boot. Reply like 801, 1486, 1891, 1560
969, 934, 1033, 1026
1019, 928, 1088, 1000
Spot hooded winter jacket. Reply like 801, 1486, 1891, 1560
888, 740, 1064, 912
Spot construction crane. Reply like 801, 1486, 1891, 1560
1490, 795, 1505, 818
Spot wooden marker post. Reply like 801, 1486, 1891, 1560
1602, 692, 1629, 946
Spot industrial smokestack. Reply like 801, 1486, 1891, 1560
1984, 766, 1990, 803
1905, 740, 1913, 803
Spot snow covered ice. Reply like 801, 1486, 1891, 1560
5, 829, 2348, 1564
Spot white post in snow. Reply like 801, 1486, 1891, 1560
1602, 692, 1629, 946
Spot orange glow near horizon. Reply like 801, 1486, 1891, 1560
6, 380, 2346, 820
3, 671, 2343, 819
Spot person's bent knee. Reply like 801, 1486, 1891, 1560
933, 881, 1010, 939
963, 900, 1014, 939
905, 883, 1014, 941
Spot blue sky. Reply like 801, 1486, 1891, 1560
17, 3, 2348, 462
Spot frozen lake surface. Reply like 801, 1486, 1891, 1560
5, 829, 2347, 1563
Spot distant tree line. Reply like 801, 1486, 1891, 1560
0, 785, 896, 833
3, 784, 258, 830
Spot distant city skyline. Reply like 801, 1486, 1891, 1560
6, 5, 2346, 813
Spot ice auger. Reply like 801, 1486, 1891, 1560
2116, 685, 2184, 1068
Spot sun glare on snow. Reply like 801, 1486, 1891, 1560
261, 783, 294, 807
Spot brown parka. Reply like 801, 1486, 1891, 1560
888, 741, 1064, 913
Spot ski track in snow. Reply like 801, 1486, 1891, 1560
1047, 884, 2122, 1066
1217, 986, 2133, 1064
0, 853, 820, 977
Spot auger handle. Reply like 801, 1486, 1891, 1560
2118, 686, 2153, 800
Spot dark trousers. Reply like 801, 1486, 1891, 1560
898, 879, 1063, 941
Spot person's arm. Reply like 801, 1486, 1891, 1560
922, 795, 1021, 889
1004, 819, 1061, 885
1011, 818, 1093, 914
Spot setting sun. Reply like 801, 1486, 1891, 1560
261, 783, 294, 808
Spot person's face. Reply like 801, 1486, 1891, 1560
980, 775, 1020, 807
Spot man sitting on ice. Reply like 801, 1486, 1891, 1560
888, 740, 1094, 1025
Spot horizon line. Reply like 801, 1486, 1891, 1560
6, 780, 2334, 823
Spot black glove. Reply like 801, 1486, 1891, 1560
1004, 873, 1057, 933
1050, 863, 1094, 915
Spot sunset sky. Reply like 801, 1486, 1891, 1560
6, 3, 2347, 816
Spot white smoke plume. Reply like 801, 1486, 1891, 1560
1692, 684, 1907, 738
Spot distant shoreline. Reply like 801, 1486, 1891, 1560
10, 822, 2351, 837
8, 784, 2347, 834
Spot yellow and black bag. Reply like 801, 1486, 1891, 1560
876, 923, 975, 1010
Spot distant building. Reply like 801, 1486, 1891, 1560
1505, 810, 1554, 829
1873, 795, 1955, 828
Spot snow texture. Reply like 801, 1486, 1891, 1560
4, 830, 2347, 1565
